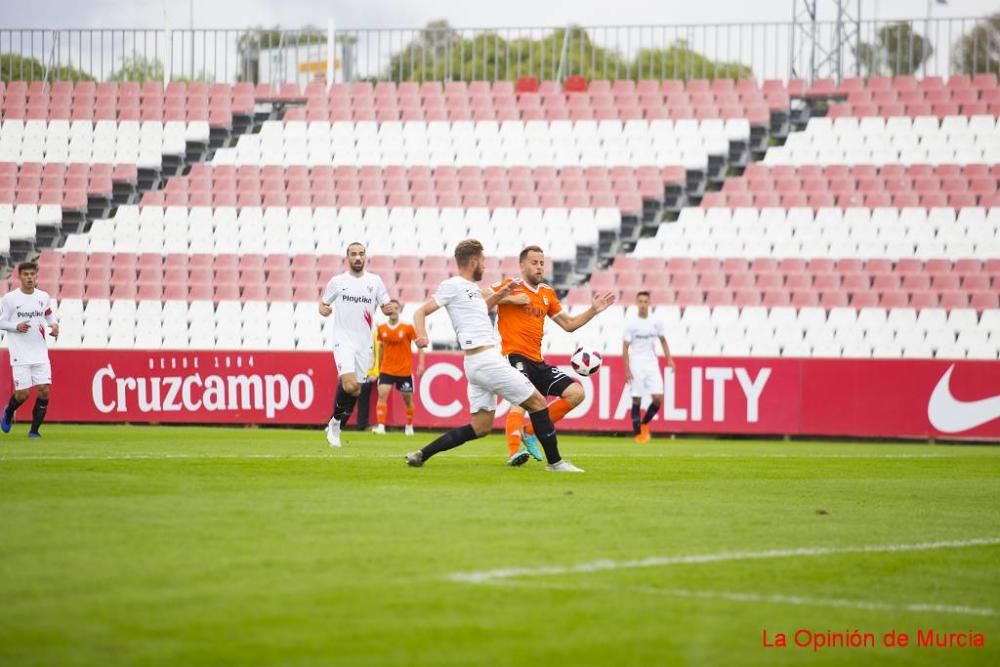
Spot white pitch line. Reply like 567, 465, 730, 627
0, 451, 960, 462
447, 537, 1000, 584
491, 581, 997, 617
0, 452, 338, 462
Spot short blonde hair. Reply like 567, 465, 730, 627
454, 238, 485, 267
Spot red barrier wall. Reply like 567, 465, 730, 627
1, 350, 997, 440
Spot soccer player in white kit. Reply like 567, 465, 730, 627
0, 262, 59, 438
319, 242, 392, 447
405, 239, 583, 472
622, 291, 675, 443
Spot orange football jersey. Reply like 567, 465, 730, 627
493, 278, 562, 362
377, 322, 417, 376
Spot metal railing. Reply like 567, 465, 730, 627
1, 16, 996, 87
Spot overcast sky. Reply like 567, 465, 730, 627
3, 0, 997, 30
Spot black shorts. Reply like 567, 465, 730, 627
507, 353, 576, 397
379, 373, 414, 392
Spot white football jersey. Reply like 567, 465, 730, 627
623, 314, 665, 362
433, 276, 497, 350
321, 272, 390, 351
0, 288, 57, 366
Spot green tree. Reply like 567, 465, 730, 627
854, 22, 933, 77
854, 41, 882, 78
951, 13, 1000, 76
538, 27, 630, 80
387, 22, 654, 82
630, 40, 753, 81
110, 56, 164, 83
0, 54, 94, 83
44, 64, 95, 82
0, 54, 46, 82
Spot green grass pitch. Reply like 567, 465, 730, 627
1, 424, 998, 666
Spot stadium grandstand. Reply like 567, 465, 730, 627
0, 11, 997, 433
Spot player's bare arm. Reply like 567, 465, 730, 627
416, 348, 426, 375
660, 336, 676, 371
622, 340, 632, 383
413, 300, 439, 348
484, 280, 521, 309
1, 319, 32, 334
553, 291, 617, 332
498, 293, 530, 305
480, 288, 496, 311
49, 323, 59, 339
318, 302, 333, 317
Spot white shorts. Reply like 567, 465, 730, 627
333, 341, 373, 381
464, 348, 536, 413
12, 362, 52, 391
629, 360, 663, 398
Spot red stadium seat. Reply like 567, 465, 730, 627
728, 273, 755, 289
761, 290, 790, 307
901, 274, 931, 291
961, 274, 990, 290
970, 292, 999, 311
907, 291, 938, 309
939, 291, 970, 310
851, 292, 879, 308
820, 292, 850, 308
880, 292, 909, 308
733, 289, 762, 307
705, 289, 733, 306
931, 275, 961, 291
675, 289, 704, 306
842, 274, 870, 291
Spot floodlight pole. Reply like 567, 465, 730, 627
790, 0, 863, 84
189, 0, 194, 80
162, 0, 171, 85
327, 18, 336, 91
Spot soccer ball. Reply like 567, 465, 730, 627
570, 347, 603, 377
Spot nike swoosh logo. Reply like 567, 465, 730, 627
927, 365, 1000, 433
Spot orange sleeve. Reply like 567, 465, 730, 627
492, 277, 512, 292
547, 287, 563, 318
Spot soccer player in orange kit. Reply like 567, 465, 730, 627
374, 299, 425, 435
494, 246, 615, 466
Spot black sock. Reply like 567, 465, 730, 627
5, 395, 25, 417
420, 424, 478, 461
631, 403, 641, 434
30, 398, 48, 433
528, 408, 561, 464
332, 385, 359, 423
643, 402, 661, 424
355, 382, 372, 431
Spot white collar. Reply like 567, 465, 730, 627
517, 279, 549, 294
